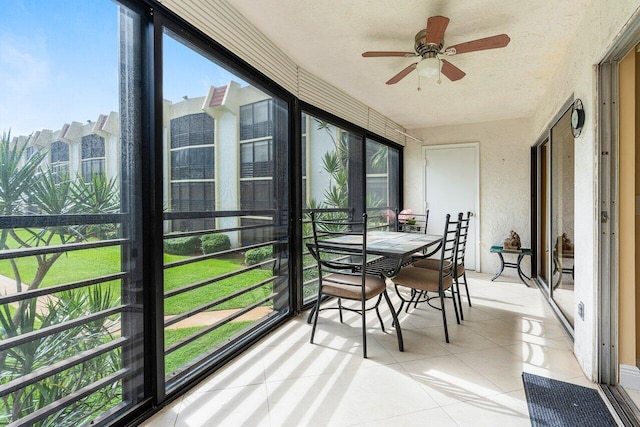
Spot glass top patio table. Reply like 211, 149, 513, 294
321, 231, 443, 276
363, 231, 441, 256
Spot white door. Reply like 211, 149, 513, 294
423, 144, 479, 270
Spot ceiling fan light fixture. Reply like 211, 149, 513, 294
416, 56, 440, 78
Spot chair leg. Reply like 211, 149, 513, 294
383, 290, 404, 352
397, 299, 405, 316
413, 290, 424, 309
450, 285, 460, 325
462, 271, 472, 307
455, 276, 464, 321
406, 289, 418, 313
374, 294, 386, 333
439, 290, 450, 343
338, 298, 344, 323
361, 297, 368, 359
310, 292, 323, 344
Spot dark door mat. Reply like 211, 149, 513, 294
522, 372, 617, 426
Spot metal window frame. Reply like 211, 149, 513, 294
150, 4, 297, 404
294, 84, 405, 315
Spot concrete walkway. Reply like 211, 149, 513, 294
0, 274, 18, 295
164, 306, 274, 329
0, 274, 56, 315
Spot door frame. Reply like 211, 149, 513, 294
598, 12, 640, 387
422, 142, 480, 271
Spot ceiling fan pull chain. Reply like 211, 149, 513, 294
417, 75, 422, 91
437, 61, 442, 85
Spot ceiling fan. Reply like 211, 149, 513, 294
362, 16, 510, 85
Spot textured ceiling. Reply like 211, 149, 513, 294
227, 0, 591, 130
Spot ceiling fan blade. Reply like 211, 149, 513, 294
425, 15, 450, 45
362, 51, 418, 58
440, 59, 466, 81
445, 34, 510, 55
386, 63, 417, 85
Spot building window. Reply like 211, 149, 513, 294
51, 140, 69, 163
25, 146, 37, 160
170, 182, 215, 231
51, 140, 70, 183
240, 140, 273, 178
81, 134, 106, 182
239, 100, 274, 215
240, 180, 273, 210
169, 113, 216, 231
170, 113, 214, 149
239, 99, 273, 140
171, 147, 215, 180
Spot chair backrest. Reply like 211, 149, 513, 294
307, 212, 368, 291
397, 209, 429, 234
439, 213, 461, 283
455, 211, 471, 269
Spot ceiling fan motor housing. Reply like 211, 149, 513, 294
414, 29, 442, 57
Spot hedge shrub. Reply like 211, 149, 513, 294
163, 236, 201, 255
245, 246, 273, 265
201, 233, 231, 254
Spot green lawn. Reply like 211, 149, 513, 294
164, 255, 273, 314
0, 230, 122, 290
164, 321, 253, 375
0, 230, 274, 315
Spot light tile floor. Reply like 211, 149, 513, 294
144, 272, 601, 427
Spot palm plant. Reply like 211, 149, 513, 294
71, 173, 120, 239
315, 120, 349, 209
0, 287, 121, 425
0, 133, 47, 292
369, 144, 388, 174
0, 132, 46, 217
8, 169, 82, 296
0, 132, 122, 425
71, 173, 120, 214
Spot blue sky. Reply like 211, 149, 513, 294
1, 0, 245, 137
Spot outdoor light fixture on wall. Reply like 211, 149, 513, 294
571, 98, 585, 138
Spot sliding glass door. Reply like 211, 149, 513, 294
550, 108, 575, 325
533, 102, 575, 329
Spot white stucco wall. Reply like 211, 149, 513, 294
216, 111, 240, 247
529, 0, 640, 381
106, 134, 119, 181
405, 118, 533, 277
